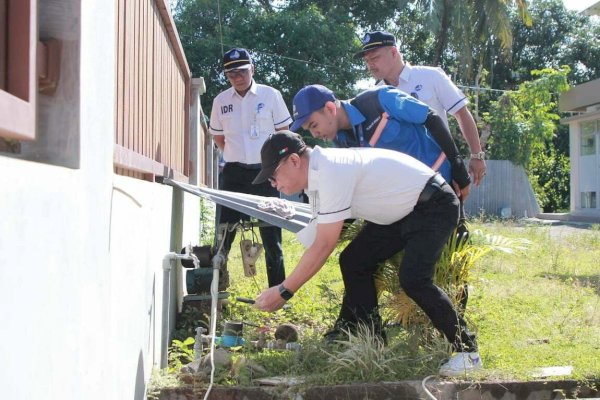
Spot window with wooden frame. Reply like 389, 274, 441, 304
0, 0, 37, 149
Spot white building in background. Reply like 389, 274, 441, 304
559, 1, 600, 220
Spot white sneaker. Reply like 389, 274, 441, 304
439, 352, 483, 377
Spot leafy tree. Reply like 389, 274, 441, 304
485, 67, 569, 167
286, 0, 410, 28
173, 0, 362, 111
492, 0, 600, 88
485, 67, 570, 211
529, 146, 570, 212
411, 0, 531, 80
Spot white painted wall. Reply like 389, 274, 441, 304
0, 1, 201, 399
566, 116, 600, 218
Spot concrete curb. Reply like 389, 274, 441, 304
158, 378, 600, 399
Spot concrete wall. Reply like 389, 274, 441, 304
0, 1, 200, 399
464, 160, 540, 219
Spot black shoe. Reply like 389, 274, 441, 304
375, 327, 388, 346
323, 328, 350, 344
323, 319, 387, 345
323, 319, 354, 344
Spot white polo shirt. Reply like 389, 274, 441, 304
209, 80, 292, 164
306, 146, 434, 225
379, 63, 468, 128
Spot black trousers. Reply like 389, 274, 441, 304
217, 162, 285, 287
337, 177, 477, 352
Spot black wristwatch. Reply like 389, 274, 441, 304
278, 284, 294, 301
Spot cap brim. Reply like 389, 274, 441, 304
224, 63, 252, 72
353, 44, 393, 59
353, 49, 368, 59
290, 115, 310, 132
252, 164, 278, 185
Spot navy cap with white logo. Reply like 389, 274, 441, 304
354, 31, 396, 59
223, 48, 253, 71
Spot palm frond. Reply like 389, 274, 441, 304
373, 226, 529, 328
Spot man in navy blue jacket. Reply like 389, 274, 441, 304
290, 84, 471, 199
289, 83, 474, 345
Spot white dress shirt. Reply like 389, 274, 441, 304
379, 63, 468, 128
209, 80, 292, 164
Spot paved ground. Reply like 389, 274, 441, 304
519, 217, 599, 240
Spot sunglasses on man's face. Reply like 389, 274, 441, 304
225, 69, 250, 78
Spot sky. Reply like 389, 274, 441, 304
562, 0, 599, 11
168, 1, 598, 14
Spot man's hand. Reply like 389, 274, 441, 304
254, 286, 286, 312
452, 181, 471, 201
469, 158, 486, 186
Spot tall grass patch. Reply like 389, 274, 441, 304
168, 220, 600, 386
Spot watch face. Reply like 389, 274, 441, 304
279, 285, 293, 300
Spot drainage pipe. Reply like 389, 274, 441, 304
203, 237, 226, 400
161, 250, 199, 368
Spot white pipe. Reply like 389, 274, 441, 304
203, 233, 227, 400
161, 238, 226, 400
161, 250, 200, 367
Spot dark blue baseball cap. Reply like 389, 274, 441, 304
223, 48, 253, 71
354, 31, 396, 59
290, 84, 336, 132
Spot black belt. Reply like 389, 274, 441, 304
226, 162, 262, 170
417, 174, 447, 204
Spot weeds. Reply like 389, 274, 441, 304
168, 337, 195, 373
375, 226, 530, 327
147, 368, 185, 400
155, 220, 600, 393
199, 198, 216, 246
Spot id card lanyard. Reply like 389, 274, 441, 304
354, 124, 367, 147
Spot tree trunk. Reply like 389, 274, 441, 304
433, 0, 450, 66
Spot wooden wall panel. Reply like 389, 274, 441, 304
114, 0, 190, 181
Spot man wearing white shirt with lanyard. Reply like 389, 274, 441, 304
209, 48, 292, 287
357, 30, 487, 186
252, 131, 483, 377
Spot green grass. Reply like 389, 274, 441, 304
467, 222, 600, 381
170, 220, 600, 387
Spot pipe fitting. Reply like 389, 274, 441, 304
162, 251, 201, 270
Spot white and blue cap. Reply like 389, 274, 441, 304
290, 84, 336, 132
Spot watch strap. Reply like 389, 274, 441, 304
470, 151, 485, 160
278, 284, 294, 300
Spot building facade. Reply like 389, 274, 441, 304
0, 1, 216, 399
559, 2, 600, 220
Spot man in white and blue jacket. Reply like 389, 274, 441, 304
290, 84, 471, 199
